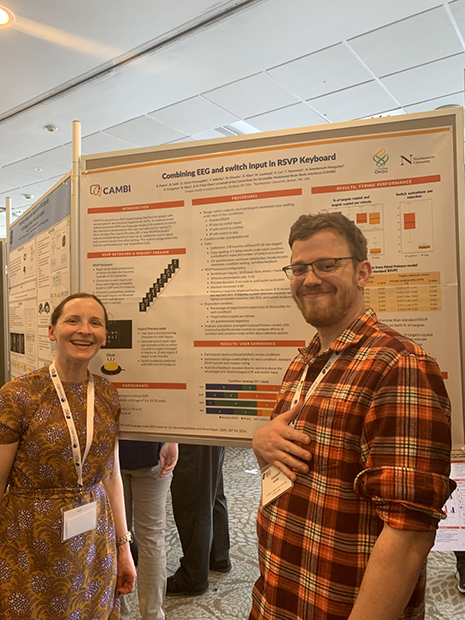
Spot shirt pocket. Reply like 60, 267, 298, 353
304, 396, 349, 473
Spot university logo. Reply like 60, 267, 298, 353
373, 148, 389, 168
400, 154, 413, 165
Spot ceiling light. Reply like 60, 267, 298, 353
34, 167, 42, 171
226, 121, 260, 135
0, 5, 14, 26
44, 125, 57, 132
23, 194, 33, 200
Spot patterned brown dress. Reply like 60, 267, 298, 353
0, 366, 121, 619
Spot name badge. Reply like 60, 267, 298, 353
261, 465, 294, 507
62, 501, 97, 542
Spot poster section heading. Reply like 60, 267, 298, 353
80, 123, 461, 442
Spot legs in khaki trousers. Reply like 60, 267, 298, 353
120, 465, 172, 620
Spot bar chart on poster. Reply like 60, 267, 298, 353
79, 111, 464, 444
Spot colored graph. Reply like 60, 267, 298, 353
400, 199, 434, 253
205, 383, 279, 416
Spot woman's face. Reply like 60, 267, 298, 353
48, 297, 106, 366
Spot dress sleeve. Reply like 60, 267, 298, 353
0, 381, 23, 444
96, 375, 121, 428
354, 352, 455, 531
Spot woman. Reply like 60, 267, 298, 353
0, 293, 136, 619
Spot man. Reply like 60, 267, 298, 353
119, 440, 178, 620
250, 213, 455, 620
455, 551, 465, 593
166, 444, 231, 596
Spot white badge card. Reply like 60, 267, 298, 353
261, 464, 294, 507
62, 501, 97, 542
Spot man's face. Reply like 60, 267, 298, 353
290, 229, 368, 331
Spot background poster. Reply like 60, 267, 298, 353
8, 178, 71, 377
433, 453, 465, 551
80, 120, 462, 443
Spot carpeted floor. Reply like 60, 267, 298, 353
124, 447, 465, 619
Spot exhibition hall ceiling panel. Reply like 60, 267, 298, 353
34, 146, 73, 167
104, 116, 187, 148
80, 132, 140, 155
0, 167, 41, 187
267, 44, 374, 101
308, 81, 401, 124
203, 73, 300, 121
148, 97, 239, 136
380, 52, 465, 107
404, 92, 465, 114
449, 0, 465, 38
245, 102, 328, 132
348, 7, 463, 76
3, 157, 68, 180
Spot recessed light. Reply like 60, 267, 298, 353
23, 194, 33, 200
0, 5, 14, 26
44, 125, 58, 132
34, 167, 42, 171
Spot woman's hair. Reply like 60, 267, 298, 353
289, 212, 368, 262
51, 293, 108, 328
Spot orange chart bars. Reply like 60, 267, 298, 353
205, 383, 279, 416
404, 212, 416, 230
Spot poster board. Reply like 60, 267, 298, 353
0, 239, 7, 387
78, 109, 464, 446
433, 449, 465, 551
7, 175, 72, 377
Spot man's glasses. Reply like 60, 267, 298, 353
282, 257, 355, 280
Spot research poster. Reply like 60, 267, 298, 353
80, 119, 462, 442
433, 452, 465, 551
8, 178, 71, 377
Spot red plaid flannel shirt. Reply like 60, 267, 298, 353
250, 310, 454, 620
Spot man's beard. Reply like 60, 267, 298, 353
293, 277, 359, 329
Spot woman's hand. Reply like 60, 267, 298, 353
116, 544, 137, 594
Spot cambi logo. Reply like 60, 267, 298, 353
373, 148, 389, 174
89, 183, 131, 196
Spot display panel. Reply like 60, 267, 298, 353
80, 111, 464, 445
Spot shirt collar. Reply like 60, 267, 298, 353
299, 308, 378, 362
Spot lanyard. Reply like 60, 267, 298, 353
49, 362, 95, 487
289, 351, 340, 426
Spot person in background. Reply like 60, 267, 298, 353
0, 292, 136, 619
119, 440, 178, 620
250, 213, 455, 620
455, 551, 465, 593
167, 444, 231, 596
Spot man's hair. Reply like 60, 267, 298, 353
289, 212, 368, 261
51, 293, 108, 328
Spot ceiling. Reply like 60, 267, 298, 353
1, 0, 464, 237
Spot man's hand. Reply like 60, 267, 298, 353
159, 442, 178, 478
252, 403, 312, 481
